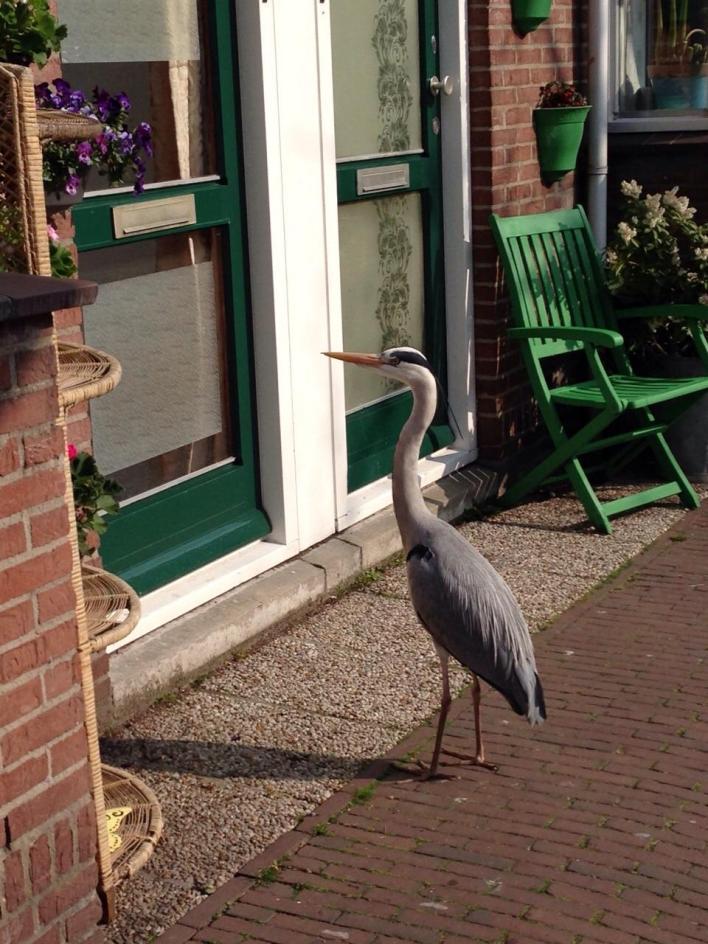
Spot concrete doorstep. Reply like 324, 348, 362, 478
105, 465, 500, 730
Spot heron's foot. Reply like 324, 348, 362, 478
391, 759, 458, 782
440, 748, 498, 772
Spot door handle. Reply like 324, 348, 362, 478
429, 74, 454, 96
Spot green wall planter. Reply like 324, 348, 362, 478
512, 0, 552, 34
533, 105, 591, 182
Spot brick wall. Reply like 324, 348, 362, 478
0, 311, 103, 943
469, 0, 587, 464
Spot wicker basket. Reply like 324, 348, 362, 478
82, 563, 140, 652
36, 108, 101, 143
57, 341, 122, 408
102, 764, 163, 884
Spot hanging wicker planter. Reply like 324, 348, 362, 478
81, 563, 140, 652
533, 105, 591, 182
512, 0, 552, 34
102, 764, 163, 884
57, 341, 122, 408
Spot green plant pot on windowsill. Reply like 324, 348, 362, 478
533, 105, 591, 182
512, 0, 552, 35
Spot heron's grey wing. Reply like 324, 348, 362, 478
406, 526, 545, 722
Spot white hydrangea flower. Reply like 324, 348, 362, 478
700, 294, 708, 305
694, 247, 708, 262
644, 194, 665, 228
686, 271, 699, 283
662, 186, 697, 218
605, 248, 618, 265
617, 221, 637, 244
620, 179, 642, 198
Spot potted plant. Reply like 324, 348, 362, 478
605, 179, 708, 480
685, 29, 708, 109
36, 79, 153, 204
0, 0, 66, 67
533, 80, 591, 182
512, 0, 552, 35
69, 444, 121, 557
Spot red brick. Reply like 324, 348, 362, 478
0, 386, 56, 434
0, 637, 43, 684
0, 544, 73, 612
1, 693, 84, 765
37, 581, 76, 625
30, 504, 70, 548
54, 818, 74, 876
0, 467, 65, 519
0, 905, 34, 943
0, 353, 12, 392
0, 521, 27, 558
15, 344, 57, 387
41, 620, 78, 665
23, 425, 65, 467
43, 654, 79, 701
38, 862, 96, 925
76, 801, 97, 864
2, 752, 49, 807
30, 833, 52, 894
4, 849, 26, 912
0, 674, 43, 728
0, 598, 34, 644
50, 726, 88, 777
6, 765, 91, 842
0, 435, 21, 476
65, 897, 103, 941
33, 926, 62, 944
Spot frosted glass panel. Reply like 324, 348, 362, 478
332, 0, 422, 159
57, 0, 215, 186
339, 194, 425, 412
81, 231, 232, 500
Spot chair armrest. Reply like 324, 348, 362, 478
508, 326, 625, 348
615, 304, 708, 322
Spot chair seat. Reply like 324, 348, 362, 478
550, 373, 708, 410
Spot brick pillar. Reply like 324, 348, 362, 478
0, 277, 103, 944
469, 0, 587, 465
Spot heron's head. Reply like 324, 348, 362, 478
324, 346, 435, 391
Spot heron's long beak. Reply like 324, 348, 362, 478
323, 351, 383, 368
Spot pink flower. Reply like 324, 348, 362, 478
67, 443, 78, 460
47, 224, 59, 242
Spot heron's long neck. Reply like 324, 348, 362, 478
392, 376, 437, 551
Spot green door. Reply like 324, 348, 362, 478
331, 0, 453, 492
64, 0, 269, 594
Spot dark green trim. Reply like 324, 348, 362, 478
346, 391, 454, 493
75, 0, 269, 592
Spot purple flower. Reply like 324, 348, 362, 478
35, 82, 52, 106
68, 89, 86, 112
92, 87, 111, 122
65, 174, 81, 196
75, 140, 93, 166
118, 130, 134, 156
134, 121, 153, 156
115, 92, 131, 114
53, 78, 72, 108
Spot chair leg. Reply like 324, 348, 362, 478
648, 430, 700, 510
565, 458, 613, 533
500, 410, 615, 509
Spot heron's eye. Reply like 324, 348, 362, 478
388, 356, 400, 366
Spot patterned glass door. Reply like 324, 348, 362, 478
332, 0, 452, 492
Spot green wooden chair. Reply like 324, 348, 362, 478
490, 206, 708, 533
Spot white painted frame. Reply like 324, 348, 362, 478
321, 0, 476, 530
111, 0, 475, 649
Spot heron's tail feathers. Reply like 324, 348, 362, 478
527, 672, 547, 726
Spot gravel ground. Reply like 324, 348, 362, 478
102, 484, 704, 943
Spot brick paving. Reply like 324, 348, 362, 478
157, 505, 707, 944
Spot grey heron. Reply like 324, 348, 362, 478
325, 347, 546, 779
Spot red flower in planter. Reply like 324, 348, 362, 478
67, 442, 78, 460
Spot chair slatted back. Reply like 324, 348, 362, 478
490, 207, 613, 358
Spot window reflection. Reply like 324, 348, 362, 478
57, 0, 215, 187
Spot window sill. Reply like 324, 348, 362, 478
609, 116, 708, 133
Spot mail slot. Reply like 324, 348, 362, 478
356, 164, 410, 196
113, 194, 197, 239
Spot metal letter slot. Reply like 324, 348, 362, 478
356, 164, 410, 196
113, 193, 197, 239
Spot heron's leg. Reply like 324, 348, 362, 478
441, 675, 498, 771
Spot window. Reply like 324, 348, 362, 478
613, 1, 708, 127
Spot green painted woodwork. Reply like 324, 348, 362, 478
73, 0, 269, 592
337, 0, 451, 491
490, 206, 708, 533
